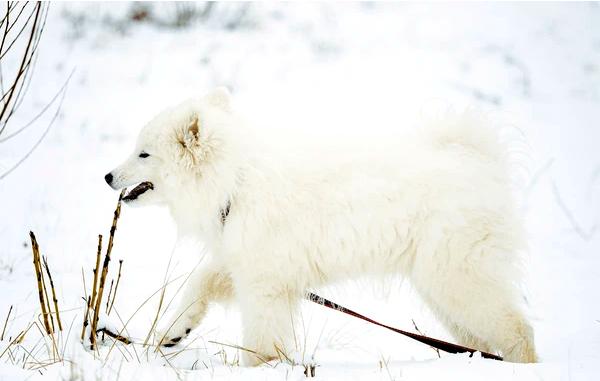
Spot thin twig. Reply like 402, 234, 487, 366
551, 181, 597, 241
105, 279, 114, 313
412, 319, 440, 358
208, 340, 273, 367
0, 2, 41, 127
39, 253, 55, 334
0, 69, 74, 143
1, 305, 12, 341
80, 296, 90, 342
0, 326, 27, 361
42, 256, 62, 331
0, 3, 18, 30
107, 260, 123, 315
2, 3, 49, 123
0, 77, 67, 180
89, 235, 103, 319
80, 268, 89, 341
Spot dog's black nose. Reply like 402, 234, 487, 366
104, 173, 113, 185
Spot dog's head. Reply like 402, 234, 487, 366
105, 87, 235, 207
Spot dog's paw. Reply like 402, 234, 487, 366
80, 311, 124, 349
155, 326, 192, 348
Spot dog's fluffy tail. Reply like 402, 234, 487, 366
422, 110, 505, 161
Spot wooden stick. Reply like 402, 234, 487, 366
40, 264, 61, 361
1, 305, 12, 341
96, 327, 131, 345
29, 232, 52, 335
107, 260, 123, 315
42, 256, 62, 331
90, 250, 110, 349
40, 254, 55, 333
89, 235, 103, 319
87, 234, 102, 349
89, 190, 125, 349
105, 190, 125, 257
105, 279, 114, 313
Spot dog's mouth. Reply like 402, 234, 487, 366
122, 181, 154, 202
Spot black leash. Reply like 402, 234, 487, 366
306, 292, 503, 361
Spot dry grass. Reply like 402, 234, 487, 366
411, 319, 441, 358
107, 260, 124, 315
0, 305, 12, 341
42, 256, 62, 331
88, 189, 125, 350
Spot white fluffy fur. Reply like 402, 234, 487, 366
106, 87, 537, 365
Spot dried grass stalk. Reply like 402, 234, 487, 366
89, 235, 102, 319
412, 319, 440, 358
89, 250, 110, 348
1, 305, 12, 341
80, 269, 89, 340
29, 232, 52, 335
0, 324, 28, 361
80, 296, 91, 341
42, 256, 62, 331
105, 279, 114, 312
89, 190, 125, 349
107, 260, 123, 315
40, 254, 55, 333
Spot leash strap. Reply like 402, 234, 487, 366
220, 196, 500, 360
306, 292, 503, 361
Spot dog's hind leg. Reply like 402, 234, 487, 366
157, 262, 233, 347
438, 316, 492, 354
412, 263, 536, 362
410, 226, 537, 362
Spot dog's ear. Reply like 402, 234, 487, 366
182, 115, 200, 149
205, 86, 232, 112
177, 114, 211, 167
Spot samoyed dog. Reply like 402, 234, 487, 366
105, 87, 536, 364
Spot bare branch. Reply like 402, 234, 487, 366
0, 2, 41, 132
0, 69, 74, 143
0, 82, 67, 180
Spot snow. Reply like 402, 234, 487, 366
1, 2, 599, 380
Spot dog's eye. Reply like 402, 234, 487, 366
139, 152, 150, 158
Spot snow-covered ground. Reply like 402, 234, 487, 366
0, 2, 599, 380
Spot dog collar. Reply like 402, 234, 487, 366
220, 199, 231, 225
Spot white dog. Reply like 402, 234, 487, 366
105, 87, 537, 365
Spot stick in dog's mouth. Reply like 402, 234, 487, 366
122, 181, 154, 202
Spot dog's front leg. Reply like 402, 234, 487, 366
156, 262, 233, 347
236, 282, 301, 366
